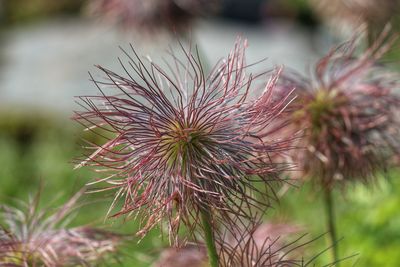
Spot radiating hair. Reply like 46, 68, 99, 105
75, 39, 296, 243
277, 30, 400, 189
0, 190, 122, 266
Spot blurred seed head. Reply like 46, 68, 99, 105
0, 190, 122, 266
74, 39, 295, 243
152, 244, 208, 267
86, 0, 220, 35
153, 220, 338, 267
278, 31, 400, 190
218, 221, 307, 267
310, 0, 400, 34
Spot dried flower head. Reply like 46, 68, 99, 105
310, 0, 400, 33
278, 32, 400, 190
218, 221, 309, 267
0, 190, 122, 266
86, 0, 219, 34
74, 39, 295, 242
152, 244, 208, 267
153, 221, 337, 267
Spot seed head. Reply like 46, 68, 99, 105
152, 244, 208, 267
0, 190, 122, 266
74, 39, 295, 242
310, 0, 400, 32
86, 0, 219, 34
153, 220, 337, 267
278, 32, 400, 190
218, 224, 320, 267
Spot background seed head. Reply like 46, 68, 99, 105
277, 32, 400, 190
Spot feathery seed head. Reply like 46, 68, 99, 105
153, 221, 336, 267
0, 190, 123, 266
278, 32, 400, 190
75, 39, 295, 242
86, 0, 219, 34
310, 0, 400, 31
152, 244, 208, 267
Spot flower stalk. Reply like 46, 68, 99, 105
323, 188, 339, 266
200, 208, 219, 267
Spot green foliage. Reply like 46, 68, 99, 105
267, 172, 400, 266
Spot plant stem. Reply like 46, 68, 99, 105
200, 208, 219, 267
323, 188, 339, 266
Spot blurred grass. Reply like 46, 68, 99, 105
0, 111, 399, 266
267, 171, 400, 266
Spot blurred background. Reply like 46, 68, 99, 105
0, 0, 399, 266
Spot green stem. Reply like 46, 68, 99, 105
323, 188, 339, 266
200, 208, 219, 267
367, 22, 376, 47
